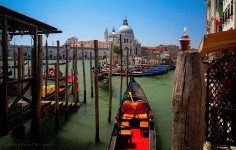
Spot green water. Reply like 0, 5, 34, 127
0, 60, 174, 150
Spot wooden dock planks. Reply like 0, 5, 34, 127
7, 99, 80, 131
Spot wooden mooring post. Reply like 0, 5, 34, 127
126, 47, 129, 87
65, 44, 70, 120
30, 34, 42, 143
94, 40, 100, 143
81, 43, 86, 103
45, 40, 49, 99
17, 47, 23, 93
54, 62, 59, 130
73, 46, 79, 106
172, 28, 206, 150
108, 42, 113, 123
119, 34, 123, 101
90, 51, 94, 97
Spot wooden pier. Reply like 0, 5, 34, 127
8, 99, 80, 133
0, 5, 80, 143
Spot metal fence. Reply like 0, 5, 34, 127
206, 54, 236, 148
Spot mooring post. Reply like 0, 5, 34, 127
55, 62, 60, 130
73, 46, 79, 106
30, 33, 42, 143
94, 40, 100, 143
126, 47, 129, 87
65, 43, 69, 120
17, 47, 23, 93
108, 42, 113, 123
45, 40, 49, 99
172, 28, 206, 150
90, 51, 94, 97
0, 17, 9, 136
119, 34, 123, 101
81, 43, 87, 103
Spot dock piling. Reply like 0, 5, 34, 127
172, 28, 205, 149
94, 40, 100, 143
108, 42, 113, 123
81, 43, 86, 103
90, 51, 94, 97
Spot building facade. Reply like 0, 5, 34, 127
141, 44, 179, 61
222, 0, 236, 30
206, 0, 235, 33
4, 44, 109, 61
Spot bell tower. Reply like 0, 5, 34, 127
104, 27, 108, 41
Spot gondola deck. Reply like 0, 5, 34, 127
108, 76, 156, 150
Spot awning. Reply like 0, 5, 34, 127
198, 29, 236, 54
0, 5, 62, 35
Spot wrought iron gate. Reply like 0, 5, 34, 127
206, 54, 236, 148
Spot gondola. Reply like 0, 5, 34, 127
0, 69, 13, 78
112, 71, 163, 77
42, 75, 73, 101
43, 75, 66, 81
108, 76, 156, 150
42, 67, 65, 81
112, 65, 165, 77
98, 72, 109, 88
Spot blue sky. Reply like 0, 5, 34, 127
1, 0, 206, 48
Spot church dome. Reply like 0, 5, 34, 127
118, 17, 134, 35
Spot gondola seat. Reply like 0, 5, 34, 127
119, 121, 130, 130
135, 113, 148, 120
140, 121, 149, 137
122, 114, 134, 120
119, 129, 132, 144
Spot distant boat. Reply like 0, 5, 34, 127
0, 69, 13, 78
98, 72, 109, 88
8, 57, 13, 60
107, 76, 156, 150
8, 62, 28, 68
42, 76, 72, 100
112, 65, 166, 77
42, 67, 65, 81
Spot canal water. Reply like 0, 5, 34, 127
0, 60, 174, 150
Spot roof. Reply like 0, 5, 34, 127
117, 17, 134, 35
198, 29, 236, 54
0, 5, 62, 35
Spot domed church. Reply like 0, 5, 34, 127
104, 16, 141, 56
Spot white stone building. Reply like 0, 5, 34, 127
104, 16, 142, 56
5, 44, 109, 60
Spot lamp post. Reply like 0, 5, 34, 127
62, 43, 70, 120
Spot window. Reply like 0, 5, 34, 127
231, 0, 233, 16
228, 5, 230, 18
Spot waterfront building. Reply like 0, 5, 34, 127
204, 0, 236, 61
206, 0, 235, 33
4, 44, 109, 60
141, 44, 179, 63
222, 0, 236, 30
